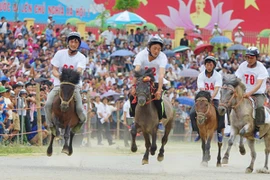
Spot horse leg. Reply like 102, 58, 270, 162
239, 123, 252, 136
61, 125, 71, 155
239, 136, 246, 155
201, 139, 207, 167
68, 131, 75, 156
245, 139, 256, 173
142, 132, 151, 165
130, 123, 138, 152
157, 119, 172, 162
257, 134, 270, 173
222, 129, 237, 164
150, 129, 157, 156
47, 134, 55, 157
217, 141, 222, 167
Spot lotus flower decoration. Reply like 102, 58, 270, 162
156, 0, 244, 30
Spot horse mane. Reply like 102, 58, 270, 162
60, 68, 81, 85
134, 68, 155, 82
223, 74, 246, 92
195, 90, 211, 102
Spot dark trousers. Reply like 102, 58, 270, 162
97, 118, 113, 144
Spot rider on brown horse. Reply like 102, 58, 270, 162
45, 32, 87, 135
129, 35, 168, 132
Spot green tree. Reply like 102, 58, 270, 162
113, 0, 140, 11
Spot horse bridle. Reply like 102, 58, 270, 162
219, 85, 243, 109
59, 82, 76, 105
195, 97, 210, 124
136, 81, 156, 104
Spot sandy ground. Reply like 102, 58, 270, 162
0, 139, 269, 180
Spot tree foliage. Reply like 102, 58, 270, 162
113, 0, 140, 11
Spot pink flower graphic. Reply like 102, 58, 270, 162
156, 0, 244, 31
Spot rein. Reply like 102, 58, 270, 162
59, 82, 76, 105
219, 86, 243, 109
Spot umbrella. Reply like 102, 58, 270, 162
0, 76, 10, 82
106, 10, 146, 24
111, 49, 135, 57
80, 41, 90, 50
179, 69, 200, 77
210, 36, 232, 44
227, 44, 247, 51
163, 50, 175, 57
101, 91, 121, 100
176, 97, 195, 107
173, 46, 190, 53
194, 44, 214, 56
188, 33, 203, 39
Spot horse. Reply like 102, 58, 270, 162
194, 91, 222, 167
130, 68, 174, 165
47, 68, 81, 156
218, 74, 270, 173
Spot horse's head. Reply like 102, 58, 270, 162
59, 68, 80, 112
195, 91, 211, 125
218, 74, 245, 116
134, 68, 155, 106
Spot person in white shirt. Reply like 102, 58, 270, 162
235, 47, 269, 129
0, 16, 7, 35
190, 56, 224, 142
121, 98, 132, 147
100, 26, 114, 47
44, 32, 87, 135
105, 72, 116, 86
193, 24, 201, 34
196, 37, 204, 47
220, 46, 229, 61
130, 35, 168, 131
211, 23, 222, 37
234, 26, 244, 44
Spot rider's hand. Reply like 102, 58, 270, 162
243, 93, 251, 98
155, 90, 162, 100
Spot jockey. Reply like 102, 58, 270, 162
44, 32, 87, 135
235, 46, 269, 138
190, 56, 225, 142
130, 35, 168, 131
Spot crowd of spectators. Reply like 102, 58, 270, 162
1, 15, 270, 146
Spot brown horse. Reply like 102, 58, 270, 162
218, 74, 270, 173
130, 68, 174, 165
195, 91, 222, 167
47, 68, 81, 156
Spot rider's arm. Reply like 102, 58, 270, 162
245, 79, 264, 97
132, 65, 141, 85
52, 65, 61, 79
157, 67, 165, 92
212, 86, 220, 99
76, 67, 83, 74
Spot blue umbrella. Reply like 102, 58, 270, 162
106, 10, 146, 24
80, 41, 90, 50
227, 44, 247, 51
210, 36, 232, 44
111, 49, 135, 57
176, 97, 195, 107
173, 46, 190, 53
163, 50, 175, 57
0, 76, 10, 82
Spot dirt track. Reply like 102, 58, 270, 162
0, 140, 269, 180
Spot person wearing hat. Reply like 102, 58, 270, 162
44, 31, 87, 136
14, 33, 25, 48
180, 33, 189, 46
234, 26, 244, 44
0, 86, 9, 139
47, 15, 55, 27
211, 23, 222, 37
190, 56, 224, 142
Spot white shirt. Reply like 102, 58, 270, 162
235, 61, 269, 94
197, 70, 222, 100
122, 100, 131, 119
100, 30, 114, 45
212, 28, 222, 36
94, 101, 104, 118
51, 49, 87, 87
0, 21, 7, 34
133, 48, 168, 82
106, 76, 116, 86
234, 31, 244, 44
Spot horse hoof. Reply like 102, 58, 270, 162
256, 167, 270, 174
47, 148, 52, 157
201, 161, 208, 167
206, 155, 211, 161
131, 145, 137, 152
142, 159, 149, 165
47, 153, 52, 157
222, 157, 228, 164
239, 146, 246, 155
151, 151, 155, 156
61, 149, 69, 155
157, 155, 164, 162
216, 163, 222, 167
245, 167, 253, 173
68, 152, 73, 156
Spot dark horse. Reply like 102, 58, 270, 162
131, 68, 174, 165
47, 68, 81, 156
195, 91, 222, 167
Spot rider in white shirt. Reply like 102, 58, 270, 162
235, 47, 269, 133
130, 35, 168, 131
190, 56, 225, 142
44, 32, 87, 135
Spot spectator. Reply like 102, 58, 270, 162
234, 26, 244, 44
211, 23, 222, 37
0, 16, 8, 35
100, 26, 114, 48
180, 33, 189, 46
47, 15, 55, 27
